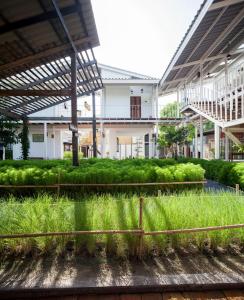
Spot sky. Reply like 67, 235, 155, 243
91, 0, 203, 79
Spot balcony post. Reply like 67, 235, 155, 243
194, 125, 198, 158
200, 116, 204, 159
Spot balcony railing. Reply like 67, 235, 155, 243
181, 60, 244, 123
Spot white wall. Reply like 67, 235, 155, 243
13, 125, 64, 159
104, 85, 153, 118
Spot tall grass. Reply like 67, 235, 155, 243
0, 192, 243, 256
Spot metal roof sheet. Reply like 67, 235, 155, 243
160, 0, 244, 94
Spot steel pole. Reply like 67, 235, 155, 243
92, 91, 97, 157
71, 52, 79, 166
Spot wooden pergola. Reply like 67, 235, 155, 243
0, 0, 103, 165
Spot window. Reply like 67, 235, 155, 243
32, 134, 44, 142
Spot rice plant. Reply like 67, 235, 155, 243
0, 192, 243, 257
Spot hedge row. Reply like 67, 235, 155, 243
0, 158, 204, 185
177, 158, 244, 189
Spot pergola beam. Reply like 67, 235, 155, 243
171, 48, 244, 71
0, 36, 93, 74
0, 89, 71, 97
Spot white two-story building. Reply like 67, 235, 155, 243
13, 64, 165, 159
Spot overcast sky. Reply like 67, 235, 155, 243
91, 0, 203, 79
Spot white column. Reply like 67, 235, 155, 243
155, 84, 159, 158
60, 130, 63, 159
214, 123, 220, 159
149, 130, 154, 158
100, 89, 105, 158
224, 57, 228, 122
52, 126, 55, 159
2, 146, 5, 160
44, 122, 48, 159
194, 126, 198, 158
199, 116, 204, 159
225, 135, 229, 161
177, 89, 180, 117
200, 63, 203, 110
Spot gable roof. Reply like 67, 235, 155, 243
98, 63, 159, 81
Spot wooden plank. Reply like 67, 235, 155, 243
223, 290, 244, 300
182, 290, 226, 299
0, 89, 71, 97
163, 292, 184, 300
142, 293, 162, 300
120, 295, 142, 300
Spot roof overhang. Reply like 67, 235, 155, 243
159, 0, 244, 95
102, 79, 159, 85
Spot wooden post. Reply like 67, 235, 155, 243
57, 170, 61, 196
92, 91, 97, 158
71, 52, 79, 166
236, 184, 240, 195
138, 197, 144, 258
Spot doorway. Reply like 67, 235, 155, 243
130, 96, 141, 119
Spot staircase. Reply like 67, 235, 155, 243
181, 60, 244, 145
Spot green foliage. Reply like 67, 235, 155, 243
0, 192, 243, 256
0, 116, 19, 147
0, 158, 204, 187
63, 151, 83, 160
160, 101, 178, 118
158, 124, 194, 157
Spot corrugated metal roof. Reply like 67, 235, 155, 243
99, 63, 159, 80
160, 0, 244, 93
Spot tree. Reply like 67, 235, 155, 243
0, 116, 19, 147
160, 101, 178, 118
19, 118, 30, 160
158, 124, 194, 158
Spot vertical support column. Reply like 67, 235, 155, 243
177, 89, 180, 117
225, 135, 229, 161
214, 123, 220, 159
194, 125, 198, 158
92, 91, 97, 158
100, 89, 105, 158
155, 84, 159, 158
224, 57, 228, 122
199, 116, 204, 159
200, 63, 203, 110
71, 52, 79, 166
44, 122, 48, 160
52, 126, 55, 159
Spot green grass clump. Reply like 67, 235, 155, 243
0, 192, 243, 257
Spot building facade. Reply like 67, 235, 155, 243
13, 64, 161, 160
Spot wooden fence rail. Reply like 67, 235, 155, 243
0, 181, 207, 189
